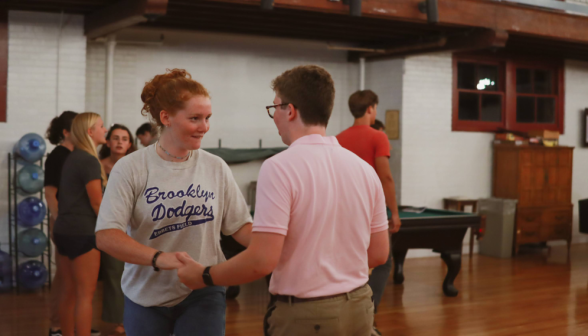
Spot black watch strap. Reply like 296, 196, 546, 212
202, 266, 214, 286
152, 251, 163, 271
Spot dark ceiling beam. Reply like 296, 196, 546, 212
85, 0, 168, 38
2, 0, 112, 14
155, 17, 403, 42
196, 0, 588, 44
147, 20, 408, 44
168, 1, 457, 36
359, 29, 509, 60
161, 11, 422, 40
146, 21, 355, 43
165, 2, 469, 46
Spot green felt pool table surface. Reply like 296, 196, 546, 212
395, 208, 473, 219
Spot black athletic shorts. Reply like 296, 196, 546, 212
53, 233, 97, 260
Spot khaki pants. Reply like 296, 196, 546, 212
264, 284, 374, 336
100, 251, 125, 324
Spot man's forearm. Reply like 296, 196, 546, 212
232, 223, 253, 247
209, 232, 283, 286
209, 247, 269, 286
96, 229, 158, 266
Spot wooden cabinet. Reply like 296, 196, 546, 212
493, 145, 573, 255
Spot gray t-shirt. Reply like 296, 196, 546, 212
95, 145, 252, 307
54, 149, 102, 235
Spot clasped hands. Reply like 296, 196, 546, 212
156, 251, 208, 290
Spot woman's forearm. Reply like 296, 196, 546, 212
96, 229, 157, 265
96, 229, 182, 270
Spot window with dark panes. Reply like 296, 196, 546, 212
452, 54, 563, 133
453, 57, 505, 132
457, 62, 503, 122
515, 68, 557, 124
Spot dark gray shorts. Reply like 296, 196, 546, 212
53, 233, 96, 260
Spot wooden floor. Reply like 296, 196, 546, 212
1, 244, 588, 336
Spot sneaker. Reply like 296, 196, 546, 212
371, 325, 382, 336
49, 329, 62, 336
91, 329, 101, 336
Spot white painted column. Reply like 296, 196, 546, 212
104, 34, 116, 127
359, 57, 365, 90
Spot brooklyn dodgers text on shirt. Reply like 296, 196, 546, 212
145, 183, 216, 239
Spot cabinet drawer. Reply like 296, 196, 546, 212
517, 209, 542, 227
516, 210, 542, 243
542, 208, 573, 226
517, 227, 542, 244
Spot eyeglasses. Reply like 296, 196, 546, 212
266, 103, 295, 119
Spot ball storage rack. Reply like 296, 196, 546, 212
7, 152, 52, 293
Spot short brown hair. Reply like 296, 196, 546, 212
271, 65, 335, 127
141, 68, 210, 127
348, 90, 379, 119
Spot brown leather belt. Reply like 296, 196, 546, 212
274, 284, 366, 304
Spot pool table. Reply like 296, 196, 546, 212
391, 207, 481, 297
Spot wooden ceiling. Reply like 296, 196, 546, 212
3, 0, 588, 61
3, 0, 119, 14
147, 1, 466, 46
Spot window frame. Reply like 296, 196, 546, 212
452, 56, 506, 132
506, 59, 565, 133
452, 53, 565, 134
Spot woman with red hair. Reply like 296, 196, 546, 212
95, 69, 252, 336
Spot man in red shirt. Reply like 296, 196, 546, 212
337, 89, 401, 335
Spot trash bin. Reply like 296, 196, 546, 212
478, 198, 518, 258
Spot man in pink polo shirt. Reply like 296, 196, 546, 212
176, 65, 390, 336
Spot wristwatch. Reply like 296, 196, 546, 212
202, 266, 215, 286
152, 251, 163, 272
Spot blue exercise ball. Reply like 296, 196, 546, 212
13, 133, 46, 163
18, 228, 48, 257
17, 197, 46, 228
18, 260, 47, 290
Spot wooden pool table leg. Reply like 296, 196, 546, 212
392, 248, 408, 284
440, 252, 461, 297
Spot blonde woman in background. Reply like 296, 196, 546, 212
53, 112, 108, 336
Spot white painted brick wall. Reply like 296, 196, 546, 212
365, 59, 403, 202
401, 52, 493, 209
400, 52, 493, 257
396, 53, 588, 257
0, 11, 86, 246
85, 28, 359, 196
86, 28, 358, 148
560, 59, 588, 244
